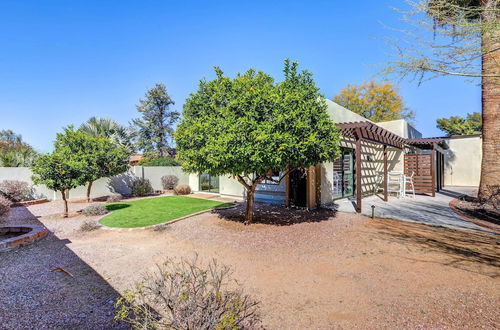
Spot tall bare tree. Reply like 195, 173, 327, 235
384, 0, 499, 201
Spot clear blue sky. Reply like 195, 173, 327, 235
0, 0, 481, 153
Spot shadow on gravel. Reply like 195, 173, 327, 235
0, 206, 127, 329
213, 202, 337, 226
372, 219, 500, 278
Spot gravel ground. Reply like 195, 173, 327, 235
0, 198, 499, 329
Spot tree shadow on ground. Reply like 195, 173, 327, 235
106, 203, 131, 211
371, 219, 500, 278
212, 202, 337, 226
0, 206, 127, 329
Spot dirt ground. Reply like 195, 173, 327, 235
1, 199, 499, 329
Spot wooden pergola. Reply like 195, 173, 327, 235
337, 121, 407, 212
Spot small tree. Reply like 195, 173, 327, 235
176, 60, 341, 223
132, 83, 180, 157
436, 112, 482, 136
333, 81, 414, 122
56, 127, 130, 202
31, 151, 86, 217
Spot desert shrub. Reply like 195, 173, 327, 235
107, 194, 123, 203
115, 256, 260, 329
80, 220, 101, 232
0, 195, 11, 216
0, 180, 33, 202
161, 175, 179, 190
173, 184, 191, 195
138, 157, 180, 166
128, 177, 153, 197
82, 204, 108, 216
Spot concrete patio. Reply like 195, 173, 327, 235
333, 186, 495, 233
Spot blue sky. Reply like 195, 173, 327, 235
0, 0, 481, 152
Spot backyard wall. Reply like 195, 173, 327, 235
443, 135, 482, 187
0, 166, 189, 201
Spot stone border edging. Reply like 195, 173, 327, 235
99, 203, 236, 232
449, 198, 500, 234
12, 199, 49, 207
0, 225, 48, 252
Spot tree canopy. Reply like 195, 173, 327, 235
132, 83, 180, 157
333, 81, 414, 122
79, 117, 134, 152
55, 127, 130, 202
436, 112, 482, 136
176, 60, 341, 222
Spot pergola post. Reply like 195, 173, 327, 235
383, 145, 388, 202
355, 133, 362, 213
431, 143, 436, 197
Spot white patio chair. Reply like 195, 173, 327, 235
404, 171, 415, 198
387, 172, 403, 198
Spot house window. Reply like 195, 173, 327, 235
199, 173, 219, 193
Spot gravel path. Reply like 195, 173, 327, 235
1, 198, 499, 329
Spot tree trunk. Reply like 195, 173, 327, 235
244, 185, 256, 224
86, 181, 93, 203
61, 190, 68, 218
478, 1, 500, 201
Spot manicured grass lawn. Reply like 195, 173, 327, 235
100, 196, 233, 228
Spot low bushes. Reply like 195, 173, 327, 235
107, 194, 123, 203
80, 220, 101, 231
161, 175, 179, 190
82, 204, 108, 216
174, 184, 191, 195
115, 256, 260, 329
0, 195, 11, 215
128, 177, 153, 197
0, 180, 33, 202
138, 157, 180, 166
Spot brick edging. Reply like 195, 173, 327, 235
12, 199, 49, 207
449, 198, 500, 234
99, 204, 236, 232
0, 225, 48, 252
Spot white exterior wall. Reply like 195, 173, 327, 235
0, 166, 189, 200
444, 136, 482, 187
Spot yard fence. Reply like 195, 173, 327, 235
0, 166, 190, 201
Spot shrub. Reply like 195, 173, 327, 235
115, 256, 260, 329
82, 204, 108, 216
128, 177, 153, 197
0, 180, 33, 202
80, 220, 101, 232
138, 157, 180, 166
0, 195, 11, 216
107, 194, 123, 203
173, 184, 191, 195
161, 175, 179, 190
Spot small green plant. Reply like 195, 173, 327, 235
0, 195, 11, 216
138, 157, 180, 166
115, 256, 260, 329
161, 175, 179, 190
82, 204, 108, 216
128, 177, 153, 197
173, 184, 191, 195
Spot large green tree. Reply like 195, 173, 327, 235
55, 127, 130, 202
384, 0, 499, 201
436, 112, 482, 136
132, 83, 180, 157
176, 60, 341, 223
333, 81, 414, 122
31, 151, 87, 217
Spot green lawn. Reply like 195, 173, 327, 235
100, 196, 233, 228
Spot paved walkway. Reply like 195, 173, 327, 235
334, 186, 496, 234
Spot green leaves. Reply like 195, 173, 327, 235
436, 112, 482, 136
175, 60, 341, 178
